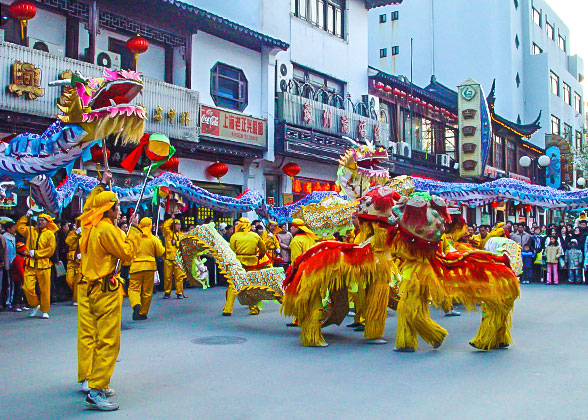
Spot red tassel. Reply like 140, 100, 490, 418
120, 134, 149, 173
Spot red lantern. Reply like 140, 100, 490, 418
384, 85, 393, 93
282, 162, 301, 180
421, 101, 427, 107
126, 35, 149, 69
427, 104, 434, 110
434, 106, 439, 112
375, 81, 384, 89
9, 1, 36, 41
414, 97, 421, 104
524, 204, 533, 213
160, 156, 179, 172
400, 91, 407, 98
207, 161, 228, 182
393, 88, 400, 96
490, 201, 499, 208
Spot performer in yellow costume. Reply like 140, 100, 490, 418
346, 213, 366, 331
65, 224, 82, 305
16, 211, 58, 319
77, 189, 141, 411
161, 217, 187, 298
222, 217, 270, 316
128, 217, 165, 320
285, 218, 318, 328
261, 221, 281, 262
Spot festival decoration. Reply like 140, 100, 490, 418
524, 204, 532, 213
8, 61, 44, 99
375, 81, 384, 89
384, 85, 392, 93
207, 161, 228, 182
9, 1, 36, 41
490, 201, 499, 208
159, 156, 179, 171
126, 34, 149, 69
282, 162, 301, 180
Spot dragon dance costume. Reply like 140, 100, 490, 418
161, 218, 187, 298
65, 228, 82, 303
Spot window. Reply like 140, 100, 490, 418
515, 73, 521, 88
379, 48, 387, 58
550, 71, 559, 96
574, 92, 582, 113
576, 130, 583, 151
514, 34, 520, 49
513, 0, 518, 9
532, 43, 543, 55
562, 82, 571, 105
293, 64, 345, 96
507, 141, 517, 172
210, 62, 248, 111
494, 135, 506, 170
551, 115, 560, 135
563, 123, 572, 140
391, 46, 399, 55
379, 13, 386, 23
292, 0, 345, 39
546, 22, 554, 40
391, 11, 399, 20
558, 35, 566, 52
532, 7, 541, 27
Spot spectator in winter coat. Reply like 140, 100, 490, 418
567, 239, 583, 284
544, 236, 562, 285
520, 244, 535, 284
10, 242, 27, 311
511, 224, 532, 248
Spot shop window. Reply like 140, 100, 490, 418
391, 46, 399, 55
292, 0, 345, 39
379, 14, 386, 23
210, 62, 248, 112
550, 115, 560, 135
532, 43, 542, 55
532, 7, 541, 27
574, 92, 582, 113
265, 174, 281, 207
562, 82, 571, 105
550, 71, 559, 96
380, 48, 387, 58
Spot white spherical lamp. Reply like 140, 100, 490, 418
519, 156, 532, 168
578, 177, 586, 187
538, 155, 551, 167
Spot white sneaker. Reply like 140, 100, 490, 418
41, 312, 50, 319
73, 302, 78, 306
29, 305, 40, 317
23, 306, 30, 310
85, 390, 119, 411
103, 388, 115, 397
81, 380, 90, 393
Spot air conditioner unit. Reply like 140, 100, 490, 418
398, 141, 412, 158
27, 37, 64, 57
436, 153, 451, 167
0, 29, 5, 43
275, 59, 293, 93
388, 142, 398, 156
362, 94, 380, 117
95, 49, 121, 69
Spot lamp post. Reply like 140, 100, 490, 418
577, 177, 586, 188
519, 154, 550, 185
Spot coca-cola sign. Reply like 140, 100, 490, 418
199, 105, 267, 147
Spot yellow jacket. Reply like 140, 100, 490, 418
16, 216, 57, 269
261, 231, 280, 259
130, 233, 165, 273
162, 219, 183, 261
290, 233, 317, 263
81, 218, 142, 282
230, 231, 267, 268
65, 230, 81, 262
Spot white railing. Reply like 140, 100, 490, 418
0, 41, 199, 141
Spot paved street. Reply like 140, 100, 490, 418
1, 284, 587, 420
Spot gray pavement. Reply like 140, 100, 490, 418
1, 284, 587, 420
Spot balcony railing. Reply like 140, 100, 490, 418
276, 86, 389, 147
0, 41, 199, 141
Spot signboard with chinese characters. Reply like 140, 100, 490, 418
199, 105, 267, 148
545, 134, 573, 188
458, 77, 492, 177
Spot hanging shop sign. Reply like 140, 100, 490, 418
8, 61, 44, 99
199, 105, 267, 148
0, 193, 17, 209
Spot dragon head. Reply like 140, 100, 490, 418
53, 68, 146, 144
393, 192, 450, 245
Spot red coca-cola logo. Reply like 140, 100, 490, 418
200, 107, 220, 136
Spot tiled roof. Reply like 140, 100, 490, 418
365, 0, 404, 8
487, 80, 541, 137
424, 75, 458, 107
156, 0, 289, 52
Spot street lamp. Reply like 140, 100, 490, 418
519, 155, 551, 168
578, 177, 586, 187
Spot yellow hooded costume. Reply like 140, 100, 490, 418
161, 218, 187, 297
65, 228, 82, 302
128, 217, 165, 317
16, 213, 58, 314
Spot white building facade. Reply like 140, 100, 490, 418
368, 0, 584, 150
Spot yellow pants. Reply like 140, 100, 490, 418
164, 259, 185, 295
222, 284, 259, 315
66, 260, 81, 302
128, 270, 154, 316
349, 286, 366, 325
87, 282, 123, 390
77, 280, 94, 382
23, 267, 51, 313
